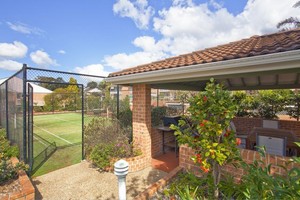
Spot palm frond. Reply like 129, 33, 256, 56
293, 1, 300, 8
277, 17, 300, 29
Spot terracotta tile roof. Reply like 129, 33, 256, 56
108, 29, 300, 77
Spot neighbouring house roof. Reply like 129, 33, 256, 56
109, 29, 300, 78
0, 77, 52, 93
106, 29, 300, 91
31, 83, 53, 94
86, 88, 101, 93
0, 78, 7, 85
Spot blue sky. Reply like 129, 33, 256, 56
0, 0, 299, 79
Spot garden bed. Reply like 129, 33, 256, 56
134, 166, 183, 200
0, 158, 35, 200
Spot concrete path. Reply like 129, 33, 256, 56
32, 161, 167, 200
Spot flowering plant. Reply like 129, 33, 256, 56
171, 79, 240, 198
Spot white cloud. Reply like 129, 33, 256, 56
106, 0, 300, 71
104, 51, 166, 70
58, 50, 66, 54
74, 64, 110, 81
152, 0, 300, 54
113, 0, 155, 29
0, 41, 28, 59
0, 59, 23, 71
103, 35, 169, 70
30, 50, 58, 67
7, 22, 43, 35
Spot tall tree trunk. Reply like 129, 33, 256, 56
213, 161, 221, 199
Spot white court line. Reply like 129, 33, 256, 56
34, 125, 73, 145
54, 117, 80, 125
33, 135, 47, 147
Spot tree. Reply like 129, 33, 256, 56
171, 79, 239, 199
43, 77, 81, 111
98, 80, 115, 117
232, 91, 254, 117
35, 76, 67, 90
87, 81, 98, 89
277, 1, 300, 30
287, 90, 300, 121
256, 90, 291, 119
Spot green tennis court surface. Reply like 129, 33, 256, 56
32, 112, 90, 177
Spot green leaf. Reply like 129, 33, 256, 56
212, 143, 218, 147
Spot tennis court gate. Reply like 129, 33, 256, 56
0, 64, 118, 173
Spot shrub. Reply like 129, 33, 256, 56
164, 172, 215, 199
151, 106, 167, 127
119, 108, 132, 129
0, 129, 19, 159
90, 143, 115, 169
0, 128, 28, 185
0, 155, 28, 184
221, 146, 300, 199
84, 117, 140, 170
84, 117, 131, 155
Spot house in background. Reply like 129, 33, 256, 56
0, 78, 52, 107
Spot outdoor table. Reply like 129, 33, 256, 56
156, 126, 178, 156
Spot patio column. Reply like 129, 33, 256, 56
132, 84, 152, 164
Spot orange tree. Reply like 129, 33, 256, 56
171, 79, 240, 198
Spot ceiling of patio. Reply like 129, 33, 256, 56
150, 68, 300, 91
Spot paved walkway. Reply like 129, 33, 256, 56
32, 161, 167, 200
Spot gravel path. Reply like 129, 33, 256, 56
32, 161, 167, 200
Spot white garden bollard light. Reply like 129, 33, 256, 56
114, 159, 129, 200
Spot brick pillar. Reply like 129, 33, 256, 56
132, 84, 152, 166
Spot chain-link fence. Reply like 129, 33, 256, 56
0, 70, 25, 161
0, 64, 126, 174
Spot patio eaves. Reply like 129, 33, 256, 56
106, 49, 300, 91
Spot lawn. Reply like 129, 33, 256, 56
32, 112, 92, 177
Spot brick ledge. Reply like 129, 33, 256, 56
134, 166, 183, 200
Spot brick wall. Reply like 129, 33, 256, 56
151, 128, 162, 157
179, 145, 299, 180
232, 117, 262, 134
125, 155, 150, 172
279, 120, 300, 137
132, 84, 152, 168
233, 117, 300, 137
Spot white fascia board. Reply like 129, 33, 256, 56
106, 50, 300, 85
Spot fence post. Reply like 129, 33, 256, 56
5, 81, 9, 139
22, 64, 27, 161
114, 159, 129, 200
117, 85, 120, 119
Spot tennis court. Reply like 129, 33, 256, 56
32, 112, 89, 176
